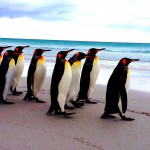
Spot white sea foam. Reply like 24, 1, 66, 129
22, 59, 150, 92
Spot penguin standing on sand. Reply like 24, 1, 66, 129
11, 46, 29, 95
23, 49, 51, 103
101, 58, 139, 121
65, 52, 88, 109
0, 50, 21, 104
76, 48, 105, 104
47, 49, 75, 116
0, 46, 12, 64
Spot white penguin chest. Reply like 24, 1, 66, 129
15, 57, 24, 77
67, 61, 81, 99
34, 57, 46, 81
125, 68, 130, 90
90, 56, 100, 85
58, 61, 72, 95
71, 61, 81, 84
3, 59, 16, 99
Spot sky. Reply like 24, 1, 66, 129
0, 0, 150, 43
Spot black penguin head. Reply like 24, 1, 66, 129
68, 52, 87, 65
87, 48, 105, 56
75, 52, 88, 60
34, 49, 51, 56
0, 46, 12, 53
120, 58, 140, 66
14, 46, 30, 52
57, 49, 74, 59
4, 50, 22, 58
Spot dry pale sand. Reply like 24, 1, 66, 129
0, 77, 150, 150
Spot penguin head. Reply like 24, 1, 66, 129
14, 46, 30, 52
34, 49, 51, 56
4, 50, 22, 58
57, 49, 74, 59
120, 58, 140, 66
0, 46, 12, 53
75, 52, 88, 60
87, 48, 105, 56
68, 52, 87, 65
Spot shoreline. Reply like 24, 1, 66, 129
0, 77, 150, 150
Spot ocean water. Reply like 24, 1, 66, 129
0, 37, 150, 92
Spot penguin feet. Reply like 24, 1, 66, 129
23, 95, 46, 103
65, 104, 75, 110
12, 91, 23, 95
46, 112, 53, 116
70, 100, 84, 108
0, 100, 15, 105
101, 113, 117, 119
55, 111, 75, 117
121, 116, 135, 121
10, 87, 23, 95
86, 98, 98, 104
36, 99, 46, 103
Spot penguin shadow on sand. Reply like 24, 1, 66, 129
101, 58, 139, 121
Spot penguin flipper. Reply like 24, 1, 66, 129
119, 86, 127, 113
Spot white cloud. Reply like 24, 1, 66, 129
0, 0, 150, 43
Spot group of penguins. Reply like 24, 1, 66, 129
0, 46, 139, 121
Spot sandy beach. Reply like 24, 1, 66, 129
0, 77, 150, 150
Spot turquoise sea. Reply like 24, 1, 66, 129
0, 37, 150, 92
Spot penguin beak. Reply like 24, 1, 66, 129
2, 46, 12, 50
96, 48, 106, 52
23, 45, 30, 48
42, 50, 52, 53
66, 49, 74, 54
131, 59, 140, 62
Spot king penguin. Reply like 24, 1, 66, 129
23, 49, 51, 103
0, 46, 12, 64
47, 49, 75, 116
0, 50, 21, 104
76, 48, 105, 104
11, 46, 29, 95
65, 52, 88, 109
101, 58, 139, 121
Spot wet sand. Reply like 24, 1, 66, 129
0, 77, 150, 150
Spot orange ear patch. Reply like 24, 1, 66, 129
5, 51, 8, 56
122, 59, 126, 65
58, 53, 61, 58
88, 50, 90, 55
15, 47, 19, 51
76, 52, 79, 57
34, 50, 36, 54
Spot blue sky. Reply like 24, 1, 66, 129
0, 0, 150, 43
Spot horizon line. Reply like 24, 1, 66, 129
0, 37, 150, 44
